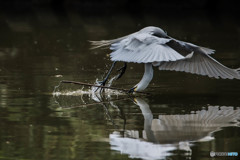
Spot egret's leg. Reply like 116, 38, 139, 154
96, 62, 127, 92
100, 61, 117, 85
116, 62, 127, 80
95, 61, 117, 92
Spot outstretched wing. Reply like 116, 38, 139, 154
158, 52, 240, 79
90, 27, 240, 79
110, 33, 185, 63
90, 31, 215, 63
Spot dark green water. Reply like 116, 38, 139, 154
1, 10, 240, 160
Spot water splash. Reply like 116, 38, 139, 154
53, 89, 90, 96
52, 77, 130, 111
53, 75, 125, 97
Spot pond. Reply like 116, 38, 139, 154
0, 8, 240, 160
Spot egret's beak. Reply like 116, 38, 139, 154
128, 86, 137, 93
133, 98, 138, 104
134, 86, 138, 91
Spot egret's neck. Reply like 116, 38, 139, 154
135, 98, 156, 142
135, 63, 153, 91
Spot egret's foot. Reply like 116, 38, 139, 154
95, 80, 107, 92
116, 63, 127, 80
128, 87, 136, 93
97, 80, 106, 86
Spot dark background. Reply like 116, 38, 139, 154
1, 0, 239, 16
1, 1, 240, 160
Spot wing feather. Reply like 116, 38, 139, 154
110, 34, 185, 63
158, 52, 240, 79
90, 29, 215, 64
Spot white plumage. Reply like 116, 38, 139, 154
90, 26, 240, 91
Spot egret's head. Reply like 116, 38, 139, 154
140, 26, 168, 38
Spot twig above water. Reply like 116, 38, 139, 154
60, 80, 149, 95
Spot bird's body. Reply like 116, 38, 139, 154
91, 26, 240, 92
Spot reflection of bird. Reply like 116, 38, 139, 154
110, 98, 240, 159
91, 26, 240, 92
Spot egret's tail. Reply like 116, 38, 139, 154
89, 40, 113, 49
89, 34, 131, 50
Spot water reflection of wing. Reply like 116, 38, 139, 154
151, 106, 240, 143
110, 97, 240, 159
132, 98, 240, 144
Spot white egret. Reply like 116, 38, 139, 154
91, 26, 240, 92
